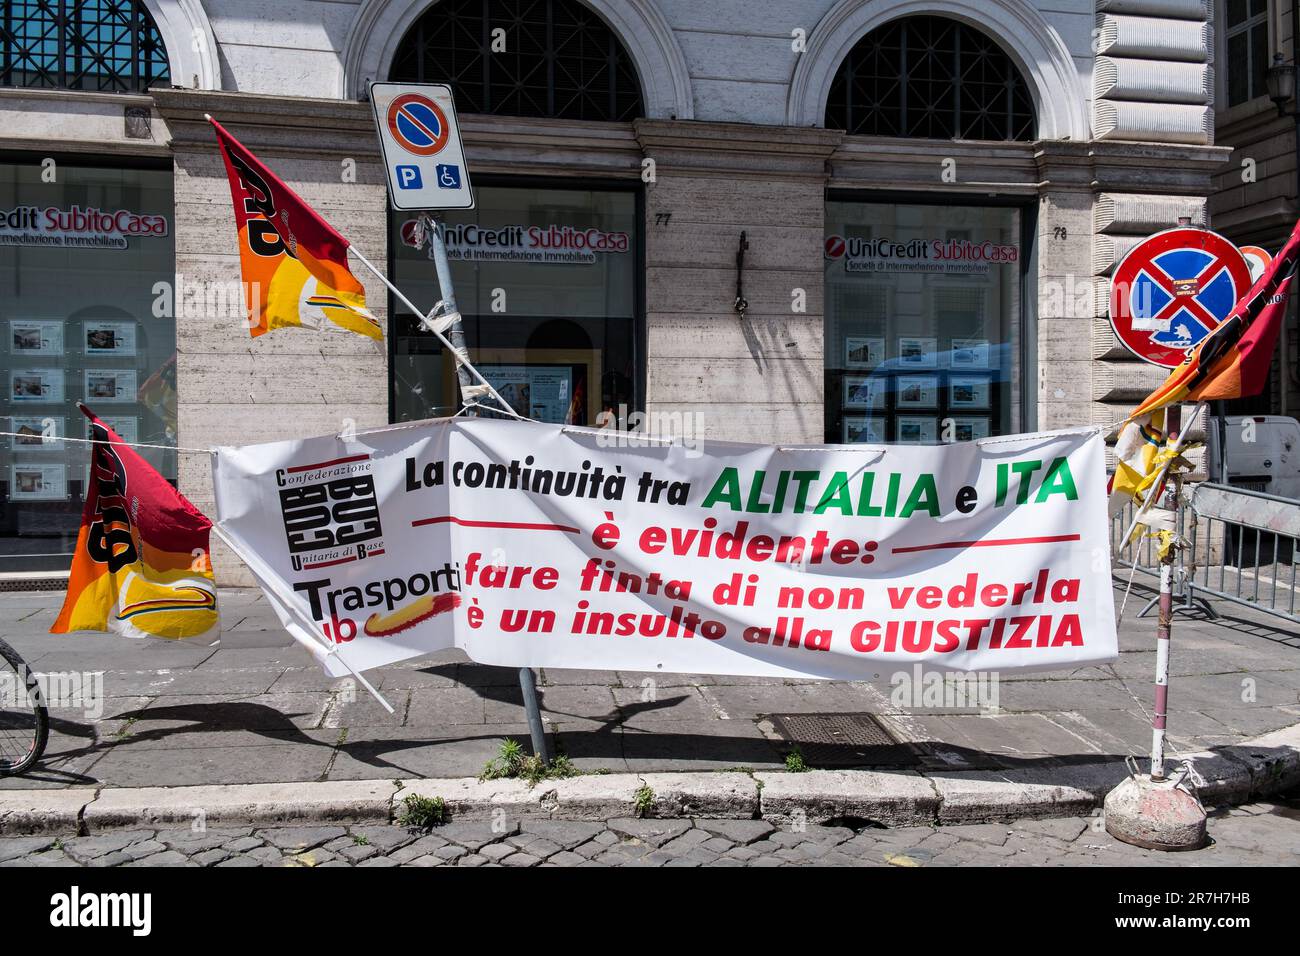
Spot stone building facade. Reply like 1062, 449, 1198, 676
0, 0, 1227, 580
1209, 0, 1299, 419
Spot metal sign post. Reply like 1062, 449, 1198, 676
424, 217, 550, 764
371, 81, 550, 765
1149, 403, 1181, 781
1103, 224, 1211, 850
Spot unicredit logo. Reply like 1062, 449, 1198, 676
443, 223, 526, 247
823, 235, 1017, 263
0, 204, 168, 237
431, 222, 630, 254
528, 225, 629, 252
399, 219, 423, 247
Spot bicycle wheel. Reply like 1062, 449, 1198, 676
0, 638, 48, 776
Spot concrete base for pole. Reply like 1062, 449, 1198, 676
1103, 774, 1208, 851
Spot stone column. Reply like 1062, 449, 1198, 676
154, 90, 390, 585
634, 120, 841, 445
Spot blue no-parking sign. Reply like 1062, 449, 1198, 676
1108, 227, 1252, 368
370, 82, 474, 211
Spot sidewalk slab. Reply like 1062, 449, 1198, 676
542, 772, 759, 820
396, 771, 760, 821
636, 771, 759, 818
1218, 723, 1300, 798
395, 777, 542, 820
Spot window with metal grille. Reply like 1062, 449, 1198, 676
389, 0, 643, 122
1225, 0, 1269, 108
1, 0, 169, 93
826, 15, 1035, 142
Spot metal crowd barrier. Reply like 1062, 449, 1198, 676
1109, 494, 1207, 620
1110, 483, 1300, 625
1186, 483, 1300, 624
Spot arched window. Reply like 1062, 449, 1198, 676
390, 0, 643, 122
1, 0, 170, 93
826, 15, 1034, 141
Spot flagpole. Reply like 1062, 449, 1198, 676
1105, 398, 1207, 851
349, 227, 551, 766
346, 244, 519, 419
210, 524, 394, 714
1149, 403, 1183, 780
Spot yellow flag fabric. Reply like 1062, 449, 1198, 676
211, 117, 382, 340
52, 408, 218, 640
1109, 410, 1167, 515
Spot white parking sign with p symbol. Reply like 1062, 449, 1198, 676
396, 166, 423, 190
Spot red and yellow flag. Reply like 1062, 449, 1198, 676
210, 116, 382, 340
52, 407, 218, 640
1127, 218, 1300, 421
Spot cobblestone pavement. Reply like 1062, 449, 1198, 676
3, 791, 1297, 867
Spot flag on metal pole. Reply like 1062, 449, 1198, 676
52, 406, 219, 640
209, 116, 383, 340
1109, 408, 1171, 515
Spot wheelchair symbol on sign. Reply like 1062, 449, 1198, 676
437, 164, 461, 189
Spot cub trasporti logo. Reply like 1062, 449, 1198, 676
275, 452, 385, 572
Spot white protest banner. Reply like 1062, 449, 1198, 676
211, 419, 1117, 680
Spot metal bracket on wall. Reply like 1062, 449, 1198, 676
123, 106, 151, 140
734, 231, 749, 319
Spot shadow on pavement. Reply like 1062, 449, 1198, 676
9, 654, 1292, 785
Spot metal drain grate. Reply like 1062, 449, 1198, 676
0, 576, 67, 593
768, 712, 919, 768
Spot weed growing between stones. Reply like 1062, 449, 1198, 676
479, 737, 579, 786
634, 783, 655, 818
398, 794, 448, 830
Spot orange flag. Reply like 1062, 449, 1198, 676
1127, 218, 1300, 421
52, 406, 218, 639
210, 116, 382, 340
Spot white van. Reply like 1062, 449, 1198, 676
1205, 415, 1300, 500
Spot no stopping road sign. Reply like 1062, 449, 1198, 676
1108, 227, 1252, 368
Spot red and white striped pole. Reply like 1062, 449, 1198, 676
1149, 403, 1181, 780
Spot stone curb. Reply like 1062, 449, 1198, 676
2, 724, 1296, 835
84, 780, 397, 831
